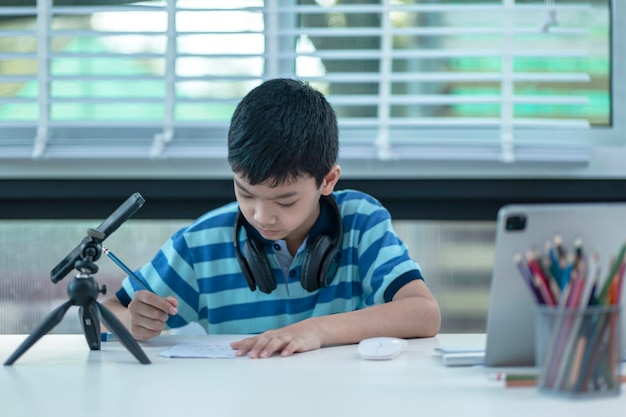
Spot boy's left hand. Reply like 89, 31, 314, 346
230, 322, 321, 358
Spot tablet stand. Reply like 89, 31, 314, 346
4, 228, 150, 366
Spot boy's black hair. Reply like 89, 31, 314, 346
227, 78, 339, 187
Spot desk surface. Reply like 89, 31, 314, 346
1, 333, 624, 417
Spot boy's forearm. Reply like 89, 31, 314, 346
101, 297, 130, 330
312, 295, 441, 347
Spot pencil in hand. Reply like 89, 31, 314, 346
103, 247, 152, 292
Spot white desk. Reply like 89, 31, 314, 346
1, 333, 624, 417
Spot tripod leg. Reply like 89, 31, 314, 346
79, 303, 101, 351
4, 300, 73, 366
95, 301, 151, 364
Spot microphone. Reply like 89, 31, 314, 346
50, 192, 145, 284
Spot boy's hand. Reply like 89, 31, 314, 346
230, 321, 322, 358
128, 290, 178, 341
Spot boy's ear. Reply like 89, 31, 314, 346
321, 165, 341, 195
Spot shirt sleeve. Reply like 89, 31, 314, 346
339, 190, 424, 307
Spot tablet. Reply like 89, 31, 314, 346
484, 202, 626, 367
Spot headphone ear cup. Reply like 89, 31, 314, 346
300, 235, 335, 292
234, 223, 256, 292
319, 245, 341, 288
235, 246, 257, 292
243, 239, 277, 294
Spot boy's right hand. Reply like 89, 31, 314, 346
127, 290, 178, 341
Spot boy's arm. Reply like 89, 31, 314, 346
101, 296, 129, 326
230, 279, 440, 358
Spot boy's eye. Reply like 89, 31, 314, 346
277, 201, 296, 208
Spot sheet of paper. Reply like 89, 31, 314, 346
159, 340, 241, 359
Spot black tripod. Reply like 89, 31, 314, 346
4, 228, 150, 365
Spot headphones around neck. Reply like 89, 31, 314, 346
233, 195, 342, 294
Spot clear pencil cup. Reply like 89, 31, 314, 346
534, 304, 622, 398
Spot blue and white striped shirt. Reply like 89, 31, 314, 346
116, 189, 424, 334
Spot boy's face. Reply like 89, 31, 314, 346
233, 168, 339, 246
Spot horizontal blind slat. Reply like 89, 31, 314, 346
155, 4, 590, 13
0, 95, 587, 106
304, 72, 590, 83
281, 27, 589, 37
329, 95, 589, 106
49, 5, 166, 14
26, 50, 587, 59
274, 4, 590, 13
45, 27, 589, 37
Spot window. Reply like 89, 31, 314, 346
0, 0, 619, 178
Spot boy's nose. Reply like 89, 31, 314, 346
253, 204, 276, 226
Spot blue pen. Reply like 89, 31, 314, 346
103, 247, 152, 292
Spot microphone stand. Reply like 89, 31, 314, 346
4, 228, 150, 365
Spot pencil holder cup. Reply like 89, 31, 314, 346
534, 304, 622, 398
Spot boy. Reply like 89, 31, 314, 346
102, 78, 440, 358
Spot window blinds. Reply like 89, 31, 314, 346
0, 0, 613, 177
